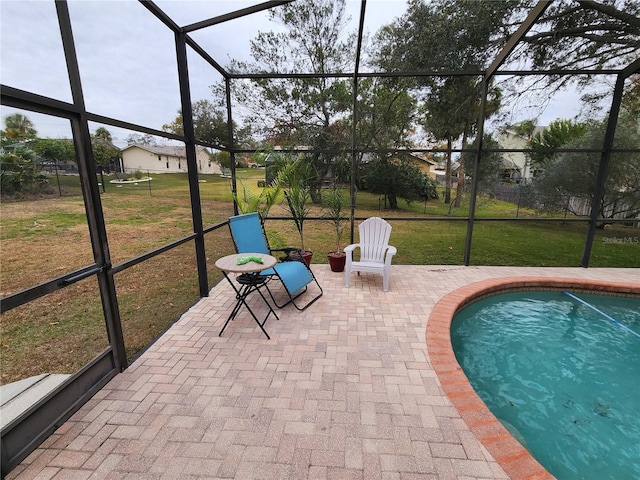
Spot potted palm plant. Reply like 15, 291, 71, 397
322, 184, 348, 272
278, 156, 313, 266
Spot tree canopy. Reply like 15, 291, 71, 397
30, 138, 76, 164
527, 112, 640, 224
528, 119, 588, 171
520, 0, 640, 73
163, 99, 253, 149
2, 113, 37, 145
223, 0, 355, 202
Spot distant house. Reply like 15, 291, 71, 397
496, 126, 545, 182
121, 144, 221, 175
406, 153, 439, 179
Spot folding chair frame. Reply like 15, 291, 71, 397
228, 213, 323, 311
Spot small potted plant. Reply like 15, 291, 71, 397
322, 184, 348, 272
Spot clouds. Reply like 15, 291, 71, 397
1, 1, 405, 142
1, 1, 591, 144
1, 1, 72, 103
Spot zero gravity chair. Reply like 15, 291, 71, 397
228, 212, 323, 310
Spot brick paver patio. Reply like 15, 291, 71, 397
7, 265, 639, 479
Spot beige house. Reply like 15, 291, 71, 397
121, 145, 221, 175
406, 153, 439, 179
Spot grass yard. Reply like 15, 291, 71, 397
1, 170, 638, 384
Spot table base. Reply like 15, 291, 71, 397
219, 272, 279, 339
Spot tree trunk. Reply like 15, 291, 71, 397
445, 137, 452, 204
310, 184, 322, 204
454, 128, 468, 208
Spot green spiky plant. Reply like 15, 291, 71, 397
232, 178, 282, 222
322, 185, 348, 254
277, 156, 312, 253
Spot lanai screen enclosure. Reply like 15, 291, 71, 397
1, 0, 638, 475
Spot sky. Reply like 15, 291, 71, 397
0, 0, 593, 148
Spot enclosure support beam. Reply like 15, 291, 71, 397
349, 0, 367, 244
175, 31, 209, 297
226, 77, 239, 217
2, 2, 128, 476
56, 0, 127, 370
463, 77, 488, 266
486, 0, 551, 78
464, 0, 553, 266
580, 60, 638, 266
182, 1, 294, 33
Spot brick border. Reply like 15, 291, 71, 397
426, 277, 640, 480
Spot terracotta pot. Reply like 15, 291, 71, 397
327, 252, 346, 272
291, 251, 313, 267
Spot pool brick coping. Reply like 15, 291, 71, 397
426, 277, 640, 480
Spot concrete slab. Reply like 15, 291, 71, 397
1, 374, 70, 430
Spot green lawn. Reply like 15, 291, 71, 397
1, 170, 638, 384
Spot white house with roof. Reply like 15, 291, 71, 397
496, 126, 546, 182
121, 144, 221, 175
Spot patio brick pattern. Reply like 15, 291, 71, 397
7, 265, 639, 480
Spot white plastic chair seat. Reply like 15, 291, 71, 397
344, 217, 396, 292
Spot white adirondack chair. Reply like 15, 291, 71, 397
344, 217, 397, 292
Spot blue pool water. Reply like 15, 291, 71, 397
451, 291, 640, 480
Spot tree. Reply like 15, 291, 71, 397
422, 77, 501, 205
529, 113, 640, 225
509, 119, 538, 140
349, 76, 421, 206
376, 0, 519, 74
379, 0, 639, 133
3, 113, 37, 144
360, 155, 437, 209
126, 133, 157, 146
528, 119, 587, 171
30, 138, 76, 164
375, 0, 507, 205
460, 134, 505, 197
93, 127, 113, 142
90, 128, 120, 170
355, 77, 417, 153
223, 0, 355, 203
0, 146, 48, 195
163, 99, 253, 149
622, 75, 640, 117
520, 1, 640, 74
507, 1, 640, 106
212, 151, 232, 170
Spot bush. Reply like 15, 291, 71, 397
0, 147, 51, 197
1, 170, 22, 195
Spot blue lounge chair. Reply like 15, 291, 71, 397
228, 212, 323, 311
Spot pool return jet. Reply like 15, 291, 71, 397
563, 291, 640, 339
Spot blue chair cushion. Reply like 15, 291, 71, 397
273, 261, 313, 295
229, 213, 270, 255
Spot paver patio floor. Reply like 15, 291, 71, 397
7, 265, 639, 480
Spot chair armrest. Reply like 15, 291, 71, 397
344, 244, 359, 253
344, 244, 359, 260
384, 246, 397, 265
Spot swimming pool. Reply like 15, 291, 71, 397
451, 290, 640, 480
